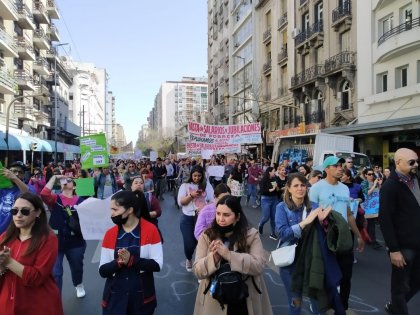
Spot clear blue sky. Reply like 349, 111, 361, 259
55, 0, 208, 144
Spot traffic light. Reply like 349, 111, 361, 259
31, 142, 38, 151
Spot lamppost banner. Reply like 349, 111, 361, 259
187, 122, 262, 154
80, 133, 109, 169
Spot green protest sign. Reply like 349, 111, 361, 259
74, 178, 95, 197
0, 161, 13, 189
80, 133, 109, 169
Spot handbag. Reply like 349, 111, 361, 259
270, 243, 297, 267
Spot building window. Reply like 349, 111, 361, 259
417, 61, 420, 83
302, 12, 310, 31
304, 96, 310, 123
396, 66, 408, 88
341, 81, 351, 110
315, 2, 323, 24
380, 15, 393, 37
316, 92, 324, 123
377, 72, 388, 93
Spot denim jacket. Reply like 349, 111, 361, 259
275, 201, 317, 247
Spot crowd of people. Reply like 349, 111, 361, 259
0, 148, 418, 314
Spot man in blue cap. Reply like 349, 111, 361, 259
309, 156, 365, 312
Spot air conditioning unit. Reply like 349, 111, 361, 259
291, 28, 299, 38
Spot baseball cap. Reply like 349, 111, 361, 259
322, 156, 345, 170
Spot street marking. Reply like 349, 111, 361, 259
170, 280, 198, 302
155, 263, 172, 279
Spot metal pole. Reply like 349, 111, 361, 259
242, 58, 245, 125
82, 105, 85, 136
54, 50, 58, 163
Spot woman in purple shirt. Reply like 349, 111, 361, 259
194, 183, 231, 240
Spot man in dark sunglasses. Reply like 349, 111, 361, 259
0, 161, 35, 234
379, 148, 420, 315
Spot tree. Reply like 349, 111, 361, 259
136, 128, 176, 156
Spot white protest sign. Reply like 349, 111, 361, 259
207, 166, 225, 178
75, 196, 114, 240
150, 151, 158, 162
201, 149, 213, 160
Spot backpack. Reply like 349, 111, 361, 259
204, 263, 261, 310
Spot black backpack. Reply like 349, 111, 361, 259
204, 263, 261, 310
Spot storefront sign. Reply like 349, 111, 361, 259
187, 122, 262, 154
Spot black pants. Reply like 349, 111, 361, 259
335, 249, 354, 310
390, 249, 420, 315
366, 218, 377, 243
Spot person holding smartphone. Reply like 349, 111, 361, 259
177, 166, 214, 272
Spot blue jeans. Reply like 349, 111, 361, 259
180, 214, 198, 260
247, 183, 257, 204
53, 243, 87, 292
280, 266, 325, 315
259, 195, 278, 235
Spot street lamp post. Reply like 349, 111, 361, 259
53, 43, 69, 163
4, 94, 47, 167
234, 55, 246, 125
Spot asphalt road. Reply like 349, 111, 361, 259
61, 190, 420, 314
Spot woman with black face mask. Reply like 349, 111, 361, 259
99, 191, 163, 315
193, 195, 273, 315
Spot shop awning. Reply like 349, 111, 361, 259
44, 140, 80, 154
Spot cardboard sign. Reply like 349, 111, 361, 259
74, 178, 95, 196
80, 133, 109, 169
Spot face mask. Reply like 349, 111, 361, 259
216, 223, 235, 235
111, 213, 128, 226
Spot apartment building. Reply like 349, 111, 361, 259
105, 90, 116, 145
326, 0, 420, 165
208, 0, 254, 126
0, 0, 80, 163
148, 77, 208, 150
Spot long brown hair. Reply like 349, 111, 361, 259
205, 195, 249, 253
0, 192, 52, 256
283, 173, 312, 211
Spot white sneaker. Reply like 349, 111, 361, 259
75, 284, 86, 298
185, 259, 193, 272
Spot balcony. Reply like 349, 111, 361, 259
305, 110, 325, 124
291, 64, 324, 88
277, 47, 288, 64
324, 51, 356, 76
15, 36, 36, 61
33, 110, 50, 127
296, 21, 324, 51
47, 24, 60, 41
263, 59, 272, 76
0, 27, 19, 58
263, 28, 272, 44
33, 81, 49, 100
16, 1, 36, 30
46, 0, 60, 19
14, 69, 35, 91
332, 0, 352, 32
14, 102, 35, 121
0, 68, 18, 95
33, 0, 49, 24
378, 17, 420, 46
335, 102, 353, 112
33, 57, 50, 75
45, 48, 56, 59
278, 13, 287, 30
0, 0, 19, 20
33, 28, 50, 50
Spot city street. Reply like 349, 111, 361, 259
61, 190, 420, 315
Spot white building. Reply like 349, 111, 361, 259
106, 91, 116, 144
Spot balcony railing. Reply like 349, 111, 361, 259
278, 12, 287, 29
1, 0, 18, 18
32, 0, 49, 23
0, 27, 19, 55
291, 64, 324, 88
378, 17, 420, 45
277, 47, 288, 63
324, 51, 356, 74
263, 59, 272, 74
300, 0, 307, 6
15, 1, 35, 30
263, 28, 272, 43
0, 68, 18, 92
332, 0, 351, 24
307, 20, 323, 39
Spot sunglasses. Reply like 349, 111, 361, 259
366, 173, 374, 176
10, 169, 23, 174
11, 207, 35, 216
408, 159, 419, 166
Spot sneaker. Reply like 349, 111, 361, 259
75, 284, 86, 298
258, 225, 263, 235
384, 302, 395, 315
245, 199, 249, 206
252, 204, 259, 208
269, 233, 278, 241
372, 241, 383, 250
256, 200, 261, 206
353, 257, 358, 264
185, 259, 193, 272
